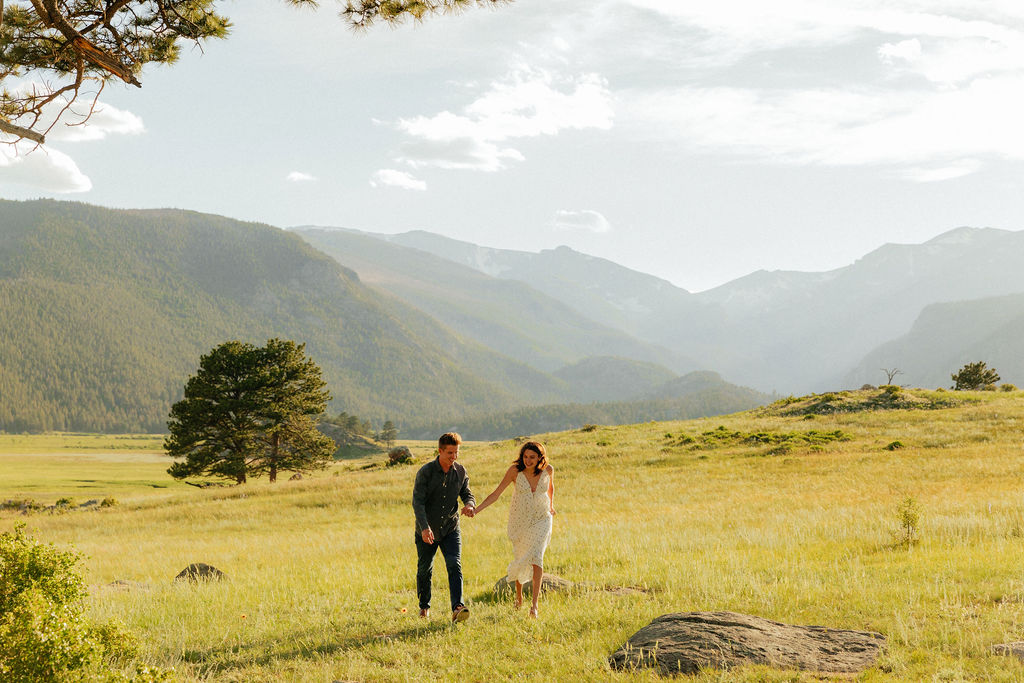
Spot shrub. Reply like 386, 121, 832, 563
896, 497, 921, 545
885, 441, 905, 451
386, 446, 415, 467
0, 524, 164, 682
952, 361, 1000, 390
100, 497, 118, 508
579, 424, 599, 432
1002, 383, 1018, 392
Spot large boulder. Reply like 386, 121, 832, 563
174, 563, 227, 582
493, 573, 574, 597
609, 611, 884, 675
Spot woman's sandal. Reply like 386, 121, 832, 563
529, 606, 538, 618
452, 604, 470, 623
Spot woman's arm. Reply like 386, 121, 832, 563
472, 465, 518, 514
547, 465, 555, 515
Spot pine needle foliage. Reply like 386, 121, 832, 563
165, 338, 335, 484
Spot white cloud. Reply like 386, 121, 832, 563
551, 209, 612, 233
0, 89, 142, 192
45, 104, 145, 143
897, 159, 982, 182
878, 38, 922, 64
370, 168, 427, 191
605, 1, 1024, 181
286, 171, 317, 182
626, 73, 1024, 180
394, 65, 613, 172
0, 141, 92, 192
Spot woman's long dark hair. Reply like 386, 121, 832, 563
514, 441, 547, 474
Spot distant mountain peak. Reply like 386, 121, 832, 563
924, 226, 1007, 246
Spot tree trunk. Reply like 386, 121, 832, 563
269, 432, 279, 483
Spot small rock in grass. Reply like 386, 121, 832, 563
992, 642, 1024, 661
175, 563, 227, 582
493, 573, 574, 597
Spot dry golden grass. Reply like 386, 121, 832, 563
4, 389, 1024, 681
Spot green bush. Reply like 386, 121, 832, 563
1002, 384, 1018, 392
385, 446, 415, 467
0, 524, 166, 682
100, 497, 119, 508
896, 497, 921, 546
885, 441, 905, 451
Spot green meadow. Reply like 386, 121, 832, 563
5, 390, 1024, 681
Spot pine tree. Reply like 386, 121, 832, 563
380, 420, 398, 448
951, 361, 1001, 390
165, 339, 333, 484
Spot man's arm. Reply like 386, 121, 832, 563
459, 469, 476, 509
412, 466, 431, 532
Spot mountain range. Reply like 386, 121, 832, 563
0, 200, 765, 435
297, 225, 1024, 393
2, 198, 1019, 437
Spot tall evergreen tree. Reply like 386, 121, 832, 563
165, 338, 333, 484
380, 419, 398, 448
251, 338, 335, 482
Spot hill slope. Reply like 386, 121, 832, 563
0, 200, 560, 432
844, 293, 1024, 389
295, 228, 691, 373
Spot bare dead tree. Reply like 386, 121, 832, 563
881, 368, 903, 385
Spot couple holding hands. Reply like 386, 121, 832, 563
412, 432, 555, 622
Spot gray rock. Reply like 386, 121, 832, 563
288, 473, 304, 481
493, 573, 574, 597
992, 642, 1024, 661
174, 563, 227, 582
609, 611, 884, 675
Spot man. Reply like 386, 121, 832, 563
412, 432, 476, 622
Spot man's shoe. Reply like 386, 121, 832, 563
452, 604, 470, 623
419, 608, 429, 619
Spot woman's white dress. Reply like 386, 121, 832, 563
506, 469, 553, 584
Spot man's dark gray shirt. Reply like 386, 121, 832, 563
412, 458, 476, 539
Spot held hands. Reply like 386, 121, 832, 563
461, 505, 476, 518
421, 528, 435, 544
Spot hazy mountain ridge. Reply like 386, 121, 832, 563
343, 225, 1024, 394
0, 200, 761, 435
295, 228, 693, 373
845, 293, 1024, 389
368, 229, 694, 332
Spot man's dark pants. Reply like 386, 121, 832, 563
415, 529, 463, 611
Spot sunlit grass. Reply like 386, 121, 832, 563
5, 391, 1024, 680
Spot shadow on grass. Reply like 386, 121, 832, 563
179, 620, 451, 675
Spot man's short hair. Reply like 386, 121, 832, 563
438, 432, 462, 449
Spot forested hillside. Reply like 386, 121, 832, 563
410, 372, 771, 440
0, 200, 558, 432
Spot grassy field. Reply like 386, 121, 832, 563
5, 390, 1024, 681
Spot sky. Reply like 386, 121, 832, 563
3, 0, 1024, 291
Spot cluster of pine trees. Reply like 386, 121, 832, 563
409, 387, 770, 441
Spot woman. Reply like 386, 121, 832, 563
473, 441, 555, 617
